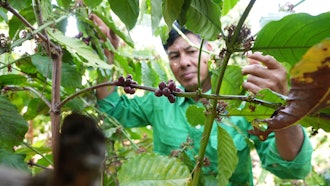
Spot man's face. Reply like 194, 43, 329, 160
167, 33, 211, 92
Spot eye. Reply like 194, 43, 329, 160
187, 50, 197, 54
169, 54, 179, 60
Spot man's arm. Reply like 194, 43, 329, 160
89, 14, 119, 100
242, 53, 304, 161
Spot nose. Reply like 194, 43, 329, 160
178, 52, 191, 67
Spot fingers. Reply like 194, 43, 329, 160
242, 52, 289, 95
247, 53, 281, 69
242, 81, 261, 94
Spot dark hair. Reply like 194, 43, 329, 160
163, 22, 194, 51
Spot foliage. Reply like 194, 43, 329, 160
0, 0, 329, 185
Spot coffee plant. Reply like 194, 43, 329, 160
0, 0, 329, 185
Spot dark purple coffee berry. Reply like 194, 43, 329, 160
158, 82, 166, 90
168, 94, 176, 103
124, 86, 131, 94
75, 32, 83, 39
126, 74, 133, 80
117, 76, 125, 85
125, 79, 132, 86
162, 87, 171, 97
174, 88, 182, 92
154, 89, 163, 97
129, 88, 136, 94
167, 81, 176, 91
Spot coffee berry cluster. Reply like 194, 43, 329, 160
115, 74, 137, 94
154, 80, 182, 103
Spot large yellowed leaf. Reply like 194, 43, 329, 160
250, 38, 330, 140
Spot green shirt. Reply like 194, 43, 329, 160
98, 89, 312, 185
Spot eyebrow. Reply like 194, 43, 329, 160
167, 45, 193, 55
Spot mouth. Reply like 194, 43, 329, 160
181, 72, 196, 80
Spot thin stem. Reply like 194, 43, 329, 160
0, 2, 61, 51
23, 142, 53, 166
191, 1, 256, 185
59, 82, 117, 108
172, 24, 215, 56
197, 39, 204, 91
4, 86, 51, 108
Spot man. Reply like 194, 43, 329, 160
92, 15, 312, 185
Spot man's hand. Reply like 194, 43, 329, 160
89, 13, 119, 99
89, 13, 119, 60
242, 53, 289, 95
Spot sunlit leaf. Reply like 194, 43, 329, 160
141, 61, 158, 87
254, 12, 330, 67
47, 29, 113, 69
92, 10, 134, 47
84, 0, 102, 9
222, 0, 239, 16
0, 96, 28, 150
0, 74, 27, 86
185, 0, 222, 40
150, 0, 162, 34
186, 105, 205, 127
217, 126, 238, 186
56, 0, 72, 10
109, 0, 139, 30
220, 65, 243, 95
118, 153, 191, 185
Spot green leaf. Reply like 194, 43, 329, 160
40, 0, 52, 21
0, 148, 28, 171
23, 98, 49, 120
228, 89, 285, 121
162, 0, 184, 28
0, 8, 8, 22
109, 0, 139, 30
56, 0, 72, 10
150, 0, 162, 33
141, 61, 158, 87
221, 0, 238, 16
31, 54, 82, 88
15, 56, 39, 74
9, 0, 31, 11
185, 0, 222, 40
60, 63, 82, 88
300, 114, 330, 132
8, 7, 35, 38
186, 105, 205, 127
0, 74, 27, 86
219, 65, 243, 95
118, 153, 191, 185
47, 29, 113, 69
254, 12, 330, 66
63, 98, 85, 112
31, 54, 52, 79
217, 126, 238, 186
0, 96, 28, 150
84, 0, 102, 9
178, 0, 192, 25
92, 10, 135, 47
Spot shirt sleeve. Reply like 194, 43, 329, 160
253, 127, 313, 179
97, 88, 154, 128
